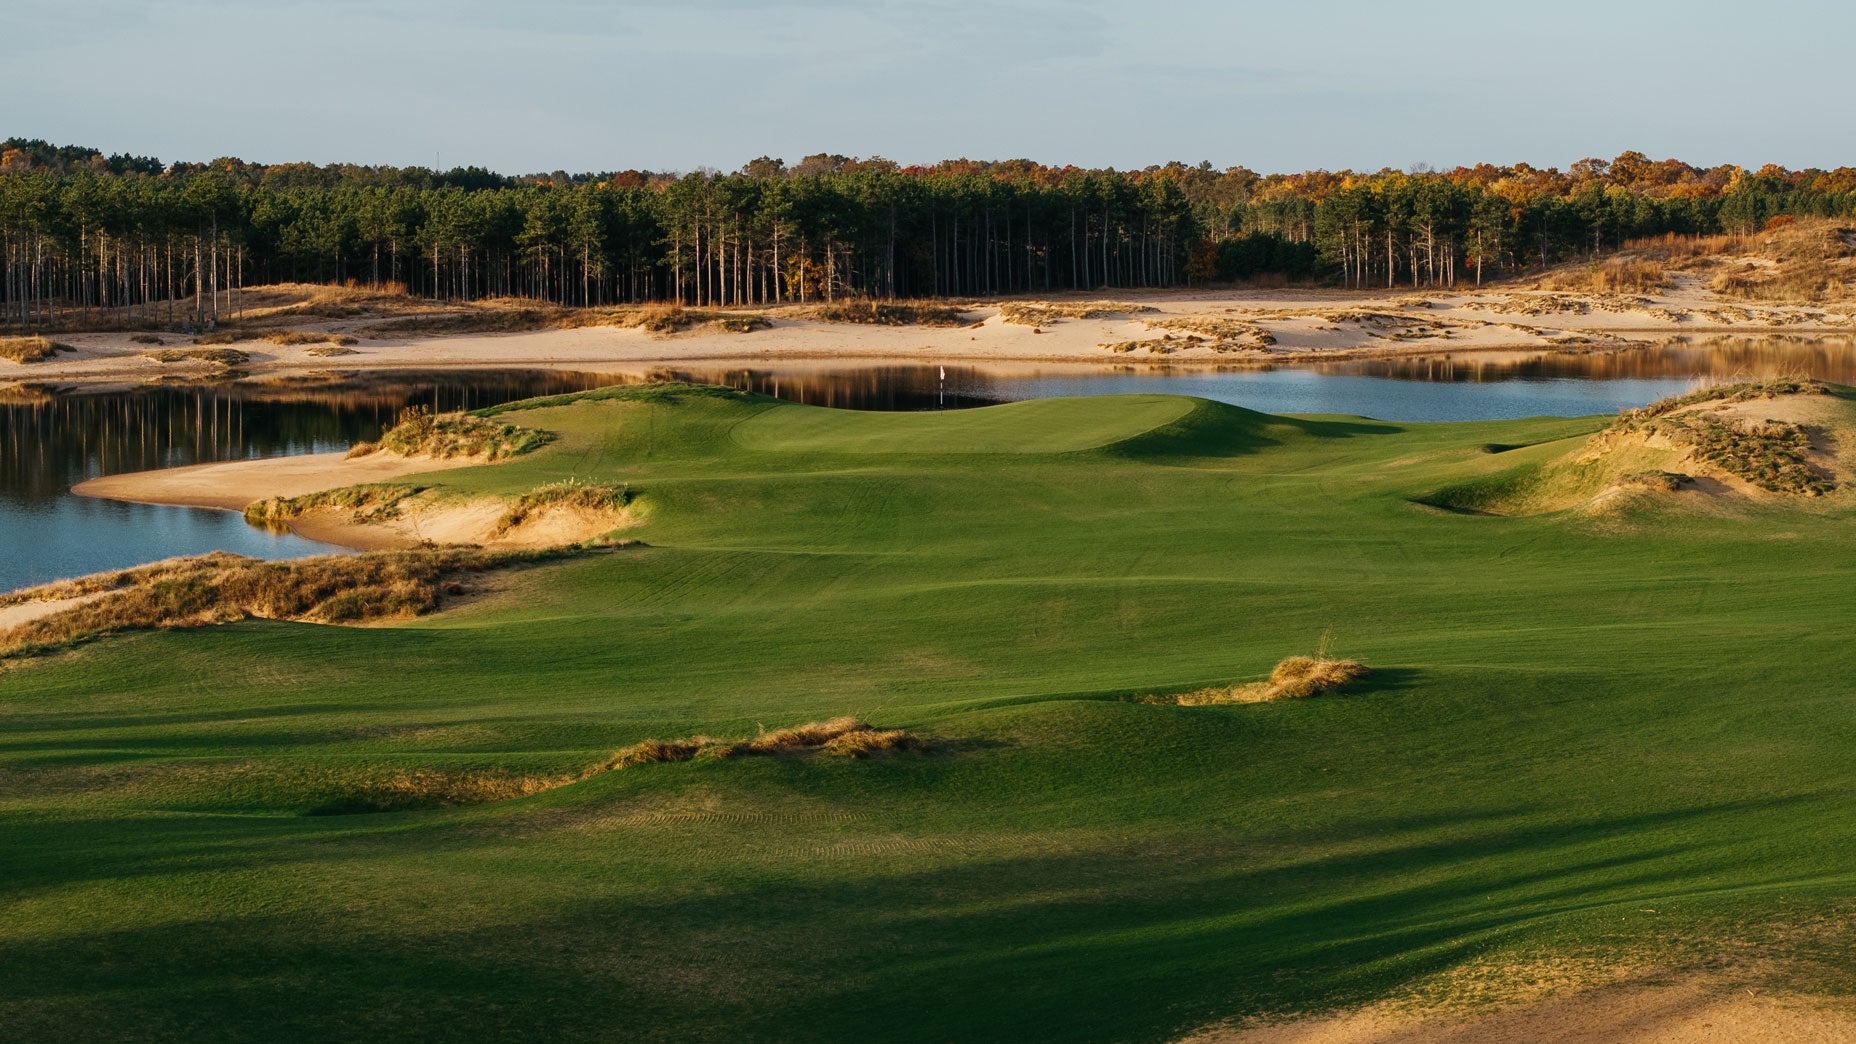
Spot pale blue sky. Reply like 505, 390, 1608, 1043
12, 0, 1854, 174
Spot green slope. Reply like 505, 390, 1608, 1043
4, 385, 1855, 1042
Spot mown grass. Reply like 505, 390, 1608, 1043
8, 385, 1856, 1040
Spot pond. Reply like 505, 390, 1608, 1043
4, 335, 1853, 592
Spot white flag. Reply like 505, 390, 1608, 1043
939, 366, 946, 381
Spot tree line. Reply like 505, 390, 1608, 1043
5, 139, 1856, 329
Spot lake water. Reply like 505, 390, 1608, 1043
4, 336, 1853, 591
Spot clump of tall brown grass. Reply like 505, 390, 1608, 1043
1621, 378, 1827, 422
305, 343, 358, 357
144, 346, 250, 366
354, 404, 554, 460
1538, 258, 1670, 294
306, 768, 571, 816
605, 717, 924, 769
1154, 656, 1371, 706
494, 479, 632, 535
1145, 315, 1276, 350
245, 484, 425, 528
264, 330, 359, 347
129, 334, 164, 345
0, 336, 74, 363
362, 301, 769, 338
191, 331, 251, 346
305, 716, 923, 815
0, 548, 556, 659
998, 300, 1157, 325
801, 300, 971, 327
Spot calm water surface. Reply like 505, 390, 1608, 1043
0, 371, 635, 592
5, 336, 1854, 591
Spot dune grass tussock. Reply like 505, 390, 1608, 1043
1644, 413, 1831, 495
305, 769, 572, 816
495, 480, 632, 535
1538, 258, 1670, 295
1622, 378, 1828, 421
305, 343, 358, 357
998, 300, 1157, 325
191, 331, 253, 346
606, 717, 924, 770
264, 330, 359, 347
143, 347, 251, 366
1145, 315, 1277, 351
799, 300, 971, 327
128, 334, 164, 345
360, 300, 769, 337
360, 404, 554, 461
0, 336, 74, 363
306, 718, 924, 816
1155, 657, 1371, 706
244, 484, 427, 528
0, 548, 554, 659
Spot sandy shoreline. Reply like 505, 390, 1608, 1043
9, 286, 1853, 388
71, 451, 489, 549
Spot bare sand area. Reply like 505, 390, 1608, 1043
71, 451, 482, 512
72, 450, 631, 551
1186, 974, 1856, 1044
14, 283, 1856, 387
0, 592, 109, 631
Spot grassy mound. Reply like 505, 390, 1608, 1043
730, 394, 1196, 455
608, 718, 924, 769
800, 300, 970, 326
1159, 657, 1371, 705
494, 480, 632, 535
0, 336, 75, 363
143, 346, 250, 366
0, 549, 552, 659
350, 404, 554, 460
998, 300, 1156, 325
244, 484, 426, 528
263, 330, 358, 347
1422, 379, 1847, 514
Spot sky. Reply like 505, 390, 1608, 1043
11, 0, 1856, 175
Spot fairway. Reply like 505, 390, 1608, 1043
6, 384, 1856, 1042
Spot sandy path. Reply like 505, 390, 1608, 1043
0, 592, 108, 631
1187, 978, 1856, 1044
71, 452, 483, 512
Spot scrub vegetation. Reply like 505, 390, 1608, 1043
348, 404, 554, 460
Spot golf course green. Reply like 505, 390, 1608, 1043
6, 383, 1856, 1041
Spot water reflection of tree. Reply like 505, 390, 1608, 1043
0, 370, 632, 504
